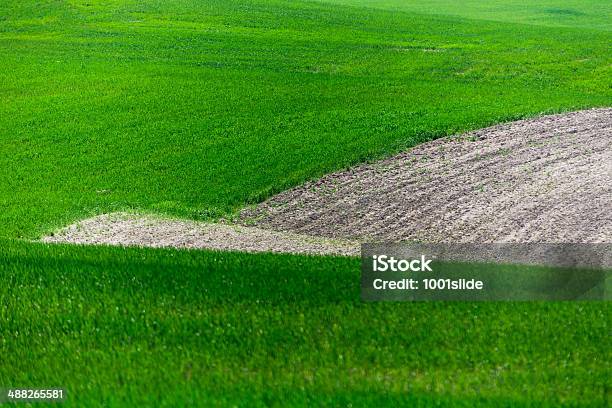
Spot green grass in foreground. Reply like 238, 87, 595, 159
1, 0, 611, 238
0, 240, 610, 407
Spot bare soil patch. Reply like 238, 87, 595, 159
241, 108, 612, 243
44, 109, 611, 254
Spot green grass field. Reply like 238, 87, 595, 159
1, 241, 610, 407
1, 0, 611, 406
1, 0, 611, 238
323, 0, 612, 30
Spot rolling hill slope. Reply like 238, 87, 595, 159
1, 0, 610, 238
0, 1, 610, 406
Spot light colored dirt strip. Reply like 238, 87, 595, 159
241, 108, 612, 243
42, 213, 359, 256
